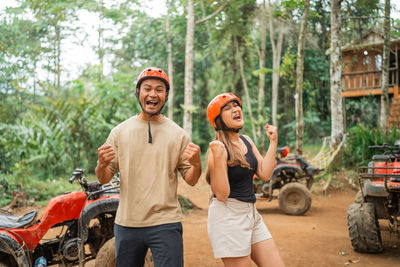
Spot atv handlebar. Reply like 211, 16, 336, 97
368, 144, 400, 151
368, 144, 400, 159
69, 168, 85, 184
369, 144, 391, 149
68, 168, 120, 197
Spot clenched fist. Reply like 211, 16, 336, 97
184, 142, 201, 167
265, 124, 278, 142
209, 140, 227, 159
97, 143, 115, 169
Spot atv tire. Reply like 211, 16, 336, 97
278, 183, 311, 215
94, 237, 154, 267
354, 191, 365, 203
347, 202, 383, 253
0, 258, 13, 267
305, 175, 313, 190
94, 237, 115, 267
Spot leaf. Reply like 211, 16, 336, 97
252, 68, 273, 76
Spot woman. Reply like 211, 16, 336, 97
206, 93, 285, 267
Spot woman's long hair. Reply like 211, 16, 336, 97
205, 117, 251, 184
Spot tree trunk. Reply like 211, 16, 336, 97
183, 0, 195, 135
234, 36, 257, 143
269, 1, 284, 128
55, 24, 61, 90
183, 0, 229, 135
97, 0, 104, 82
272, 31, 283, 126
166, 0, 175, 120
330, 0, 344, 149
295, 0, 310, 155
379, 0, 390, 129
257, 0, 267, 143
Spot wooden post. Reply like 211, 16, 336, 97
394, 84, 400, 99
343, 97, 347, 133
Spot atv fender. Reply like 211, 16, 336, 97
78, 197, 119, 243
272, 165, 302, 178
0, 233, 30, 267
271, 165, 303, 185
269, 165, 303, 196
364, 180, 389, 198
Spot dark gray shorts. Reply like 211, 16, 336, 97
114, 222, 183, 267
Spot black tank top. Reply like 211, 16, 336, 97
227, 135, 258, 203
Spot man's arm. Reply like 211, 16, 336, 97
96, 143, 115, 184
182, 143, 202, 186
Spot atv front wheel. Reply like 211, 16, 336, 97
94, 237, 115, 267
94, 237, 154, 267
278, 183, 311, 215
276, 168, 313, 190
354, 190, 366, 204
0, 257, 14, 267
347, 203, 383, 253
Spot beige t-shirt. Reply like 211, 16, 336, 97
106, 115, 192, 227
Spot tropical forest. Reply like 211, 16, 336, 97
1, 0, 400, 265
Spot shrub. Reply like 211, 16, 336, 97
343, 124, 399, 169
0, 173, 80, 207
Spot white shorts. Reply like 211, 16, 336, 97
207, 198, 272, 258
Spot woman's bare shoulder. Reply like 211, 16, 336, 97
241, 134, 255, 145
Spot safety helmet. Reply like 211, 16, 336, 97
136, 67, 170, 98
207, 93, 242, 131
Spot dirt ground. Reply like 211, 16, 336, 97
177, 178, 400, 267
17, 176, 400, 267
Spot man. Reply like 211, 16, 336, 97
96, 67, 202, 267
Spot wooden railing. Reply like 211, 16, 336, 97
342, 67, 398, 91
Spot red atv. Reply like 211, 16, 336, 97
254, 146, 319, 215
347, 142, 400, 253
0, 168, 119, 266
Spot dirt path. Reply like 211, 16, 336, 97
20, 176, 400, 267
178, 178, 400, 267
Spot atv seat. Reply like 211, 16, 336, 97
365, 179, 400, 195
0, 210, 38, 229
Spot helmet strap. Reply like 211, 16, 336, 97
215, 116, 242, 133
215, 126, 242, 133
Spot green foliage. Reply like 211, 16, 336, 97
341, 0, 382, 44
178, 194, 198, 214
303, 139, 324, 159
0, 67, 138, 177
277, 47, 330, 145
0, 0, 397, 198
345, 96, 379, 129
281, 110, 324, 144
0, 11, 46, 95
343, 125, 400, 169
0, 173, 80, 207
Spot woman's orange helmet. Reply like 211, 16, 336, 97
207, 93, 242, 131
136, 67, 170, 98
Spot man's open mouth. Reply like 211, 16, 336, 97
146, 100, 159, 107
233, 114, 241, 120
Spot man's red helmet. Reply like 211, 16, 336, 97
207, 93, 242, 131
136, 67, 170, 98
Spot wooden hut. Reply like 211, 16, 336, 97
341, 29, 400, 126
